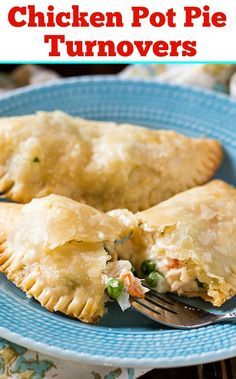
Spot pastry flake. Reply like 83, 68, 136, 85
0, 111, 223, 211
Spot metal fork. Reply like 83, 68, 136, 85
131, 289, 236, 329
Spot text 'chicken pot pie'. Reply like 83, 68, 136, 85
0, 111, 222, 212
0, 195, 146, 323
113, 180, 236, 307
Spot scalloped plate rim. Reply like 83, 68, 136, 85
0, 326, 235, 368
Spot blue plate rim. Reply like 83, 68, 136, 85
0, 76, 235, 367
0, 326, 235, 368
0, 74, 235, 110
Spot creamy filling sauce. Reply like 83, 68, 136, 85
153, 255, 234, 306
148, 255, 206, 296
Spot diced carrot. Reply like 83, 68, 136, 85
166, 259, 180, 270
120, 272, 145, 298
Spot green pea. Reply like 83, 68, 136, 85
146, 271, 162, 288
107, 278, 124, 300
141, 260, 156, 275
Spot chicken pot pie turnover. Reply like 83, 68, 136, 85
113, 180, 236, 307
0, 111, 222, 212
0, 195, 146, 323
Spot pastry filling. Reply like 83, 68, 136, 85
104, 260, 148, 310
139, 252, 232, 306
140, 257, 205, 295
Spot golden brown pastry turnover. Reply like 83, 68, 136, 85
113, 180, 236, 306
0, 111, 222, 211
0, 195, 146, 323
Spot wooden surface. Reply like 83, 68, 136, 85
0, 63, 127, 76
140, 358, 236, 379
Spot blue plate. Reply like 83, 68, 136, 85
0, 77, 235, 368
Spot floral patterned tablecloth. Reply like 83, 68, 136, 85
0, 63, 236, 379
